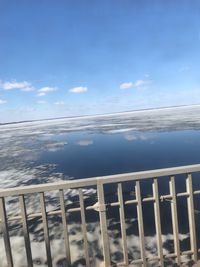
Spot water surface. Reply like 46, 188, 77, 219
1, 106, 200, 267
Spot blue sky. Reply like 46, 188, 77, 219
0, 0, 200, 122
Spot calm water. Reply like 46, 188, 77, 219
36, 129, 200, 255
1, 121, 200, 266
37, 130, 200, 178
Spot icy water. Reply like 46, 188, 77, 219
38, 130, 200, 178
1, 106, 200, 267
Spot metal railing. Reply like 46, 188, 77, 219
1, 164, 200, 267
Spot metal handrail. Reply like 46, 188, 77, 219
1, 164, 200, 197
1, 164, 200, 267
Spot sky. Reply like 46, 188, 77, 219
0, 0, 200, 122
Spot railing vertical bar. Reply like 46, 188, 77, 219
169, 176, 181, 265
135, 181, 147, 267
19, 195, 33, 267
79, 189, 90, 267
117, 183, 129, 266
97, 181, 111, 266
39, 192, 52, 267
59, 189, 71, 266
186, 174, 197, 262
0, 197, 13, 267
152, 178, 164, 267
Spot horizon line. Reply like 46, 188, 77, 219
1, 103, 200, 126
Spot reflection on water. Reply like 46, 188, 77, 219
1, 106, 200, 266
37, 130, 200, 179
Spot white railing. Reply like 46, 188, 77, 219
1, 164, 200, 267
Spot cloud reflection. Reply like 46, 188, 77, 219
76, 140, 93, 146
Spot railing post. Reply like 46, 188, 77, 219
152, 179, 164, 267
0, 197, 13, 267
39, 192, 52, 267
19, 195, 33, 267
169, 176, 181, 265
135, 181, 147, 267
186, 174, 197, 262
117, 183, 129, 266
97, 181, 111, 267
79, 189, 90, 267
59, 189, 71, 266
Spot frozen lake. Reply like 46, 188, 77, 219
1, 105, 200, 266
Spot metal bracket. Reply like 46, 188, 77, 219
91, 202, 106, 212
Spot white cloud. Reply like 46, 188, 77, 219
37, 92, 46, 97
120, 82, 133, 90
0, 99, 7, 104
37, 87, 57, 97
37, 100, 47, 104
0, 80, 34, 92
38, 87, 57, 93
54, 101, 65, 105
120, 79, 150, 90
69, 86, 88, 93
134, 79, 148, 87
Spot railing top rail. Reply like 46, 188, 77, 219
1, 164, 200, 198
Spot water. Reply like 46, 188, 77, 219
37, 130, 200, 179
34, 129, 200, 253
1, 106, 200, 266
